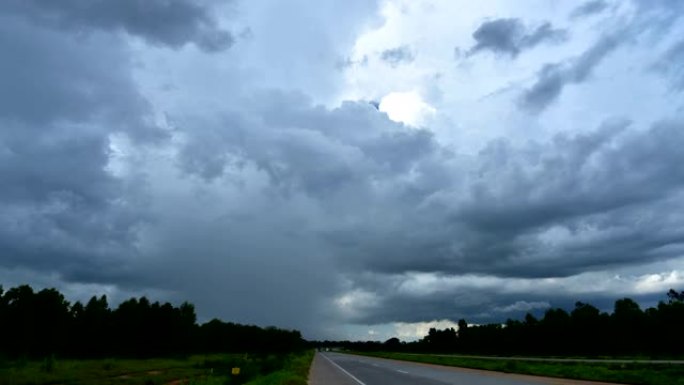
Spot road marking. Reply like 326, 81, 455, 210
396, 369, 409, 374
321, 354, 367, 385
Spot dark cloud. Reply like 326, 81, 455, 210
29, 83, 679, 330
469, 18, 566, 58
380, 45, 415, 66
520, 34, 621, 112
570, 0, 609, 19
312, 118, 684, 282
519, 64, 565, 111
0, 17, 158, 141
0, 13, 157, 288
123, 84, 684, 332
1, 0, 233, 52
0, 129, 143, 286
2, 0, 683, 339
176, 95, 436, 196
653, 40, 684, 90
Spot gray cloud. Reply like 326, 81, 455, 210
2, 0, 684, 339
1, 0, 390, 338
570, 0, 610, 19
8, 80, 684, 330
172, 87, 684, 286
520, 34, 622, 112
0, 13, 157, 288
342, 270, 673, 325
311, 118, 684, 282
493, 301, 550, 313
469, 18, 566, 58
521, 1, 684, 113
1, 0, 233, 52
653, 40, 684, 90
0, 17, 158, 141
380, 45, 415, 66
176, 94, 436, 197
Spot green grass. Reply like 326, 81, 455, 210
0, 355, 204, 385
0, 352, 313, 385
244, 350, 314, 385
353, 352, 684, 385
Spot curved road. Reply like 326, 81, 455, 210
309, 352, 623, 385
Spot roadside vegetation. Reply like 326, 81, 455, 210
244, 350, 314, 385
0, 352, 314, 385
0, 284, 313, 385
354, 352, 684, 385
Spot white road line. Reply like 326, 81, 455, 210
397, 369, 409, 374
321, 353, 367, 385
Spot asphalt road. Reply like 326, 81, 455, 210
308, 352, 622, 385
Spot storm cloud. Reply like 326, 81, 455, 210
1, 0, 684, 340
0, 0, 233, 52
0, 9, 158, 286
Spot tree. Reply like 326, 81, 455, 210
79, 295, 111, 357
541, 308, 571, 354
33, 288, 71, 356
570, 302, 605, 355
667, 289, 684, 303
3, 285, 37, 357
0, 283, 307, 358
384, 337, 401, 350
422, 327, 458, 352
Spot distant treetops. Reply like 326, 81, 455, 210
318, 289, 684, 356
0, 284, 305, 359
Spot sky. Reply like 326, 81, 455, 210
1, 0, 684, 341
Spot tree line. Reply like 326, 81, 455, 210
0, 284, 305, 359
321, 290, 684, 357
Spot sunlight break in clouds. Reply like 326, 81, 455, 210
379, 91, 436, 126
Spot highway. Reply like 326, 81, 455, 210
308, 352, 622, 385
399, 353, 684, 365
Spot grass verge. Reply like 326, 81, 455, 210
244, 350, 314, 385
0, 352, 314, 385
353, 352, 684, 385
0, 355, 208, 385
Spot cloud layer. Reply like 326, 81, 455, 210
1, 0, 234, 51
1, 0, 684, 340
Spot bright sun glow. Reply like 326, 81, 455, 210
378, 91, 436, 126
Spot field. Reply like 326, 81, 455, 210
354, 352, 684, 385
0, 351, 314, 385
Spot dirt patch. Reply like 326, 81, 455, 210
164, 379, 188, 385
113, 369, 165, 379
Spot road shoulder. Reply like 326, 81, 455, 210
308, 352, 361, 385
